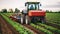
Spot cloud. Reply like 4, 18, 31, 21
42, 1, 60, 8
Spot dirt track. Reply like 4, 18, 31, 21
0, 16, 19, 34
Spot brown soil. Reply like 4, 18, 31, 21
23, 24, 45, 34
45, 22, 60, 29
35, 23, 59, 34
0, 16, 19, 34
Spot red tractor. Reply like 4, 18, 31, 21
21, 2, 46, 24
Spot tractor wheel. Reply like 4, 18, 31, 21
25, 15, 30, 25
21, 15, 23, 24
40, 17, 46, 23
31, 17, 37, 23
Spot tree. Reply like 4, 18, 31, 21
50, 10, 52, 13
58, 11, 60, 13
46, 10, 49, 13
2, 9, 7, 13
9, 9, 13, 13
15, 8, 20, 13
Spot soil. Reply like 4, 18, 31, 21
35, 23, 59, 34
23, 24, 45, 34
45, 22, 60, 29
0, 16, 19, 34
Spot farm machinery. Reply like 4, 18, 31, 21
10, 2, 46, 25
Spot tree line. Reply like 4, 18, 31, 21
46, 10, 60, 13
0, 8, 60, 13
0, 8, 20, 13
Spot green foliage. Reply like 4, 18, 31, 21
46, 13, 60, 25
37, 23, 60, 34
46, 10, 49, 13
9, 9, 13, 13
30, 23, 54, 34
2, 9, 7, 13
1, 14, 33, 34
15, 8, 20, 13
3, 13, 13, 17
58, 11, 60, 13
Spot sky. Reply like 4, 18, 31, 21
0, 0, 60, 11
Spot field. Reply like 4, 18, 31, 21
0, 13, 60, 34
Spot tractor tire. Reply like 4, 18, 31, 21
21, 15, 23, 24
31, 17, 38, 23
40, 17, 46, 23
25, 15, 30, 25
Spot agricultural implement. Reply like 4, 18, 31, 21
10, 2, 46, 25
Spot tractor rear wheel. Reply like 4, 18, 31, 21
25, 15, 30, 25
21, 15, 23, 24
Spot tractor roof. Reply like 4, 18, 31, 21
25, 2, 40, 6
25, 2, 40, 4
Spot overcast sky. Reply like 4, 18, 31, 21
0, 0, 60, 11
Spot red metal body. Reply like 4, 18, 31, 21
28, 10, 46, 16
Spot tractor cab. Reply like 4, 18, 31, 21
22, 2, 41, 15
25, 2, 41, 10
24, 2, 45, 17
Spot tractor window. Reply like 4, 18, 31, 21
28, 4, 35, 10
28, 4, 39, 10
36, 4, 39, 10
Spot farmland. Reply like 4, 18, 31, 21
0, 13, 60, 34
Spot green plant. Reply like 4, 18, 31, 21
1, 14, 33, 34
30, 23, 54, 34
37, 23, 60, 34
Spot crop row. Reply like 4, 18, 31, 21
2, 13, 13, 17
46, 13, 60, 24
37, 23, 60, 34
1, 14, 33, 34
46, 21, 60, 27
30, 23, 54, 34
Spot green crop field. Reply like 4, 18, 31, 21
46, 13, 60, 24
0, 12, 60, 34
46, 13, 60, 27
